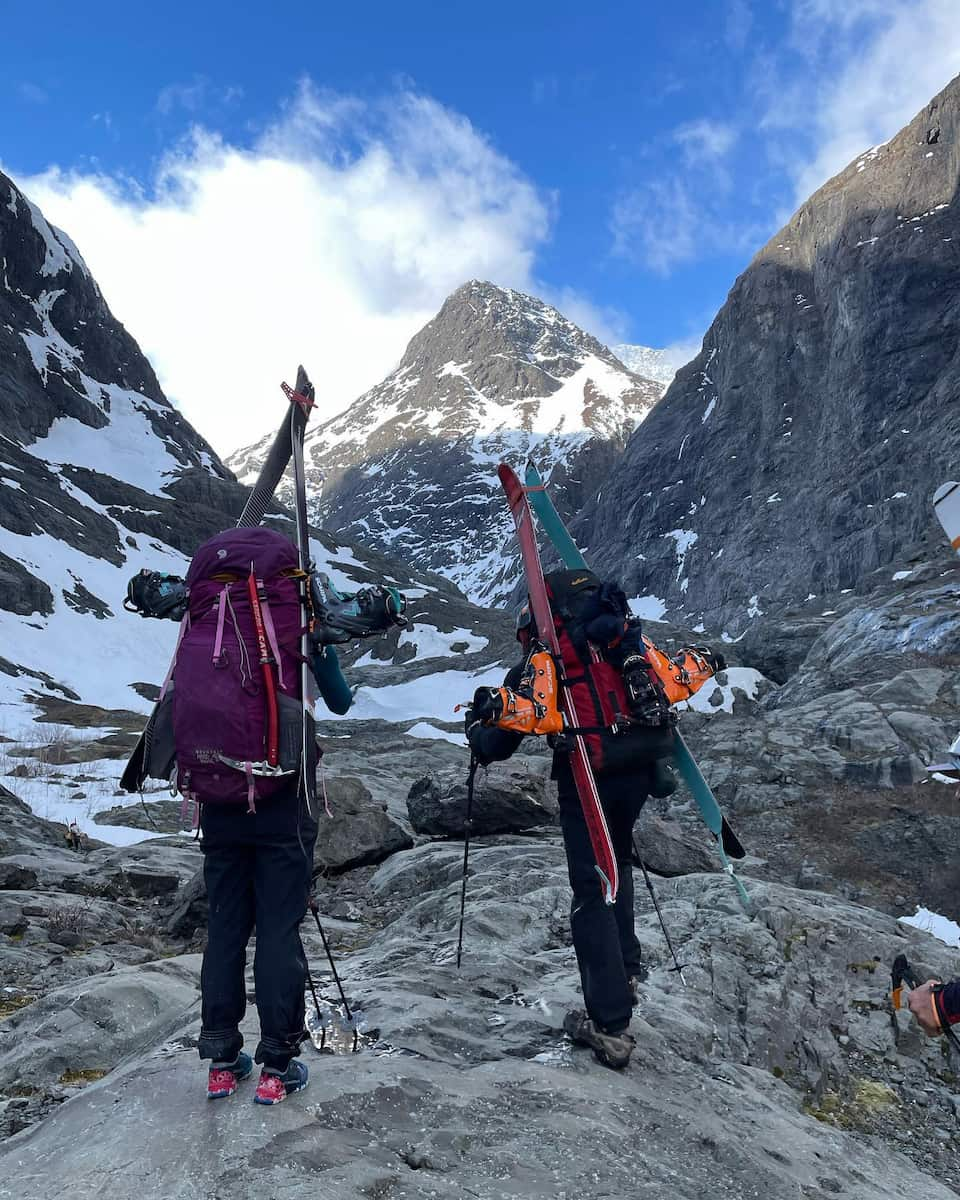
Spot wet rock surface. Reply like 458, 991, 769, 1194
2, 837, 960, 1198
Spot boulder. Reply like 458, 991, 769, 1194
633, 815, 717, 877
313, 776, 413, 874
407, 756, 556, 837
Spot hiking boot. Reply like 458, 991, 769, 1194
207, 1051, 253, 1099
563, 1010, 636, 1070
253, 1059, 309, 1105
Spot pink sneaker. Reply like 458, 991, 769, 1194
207, 1051, 253, 1099
253, 1060, 309, 1105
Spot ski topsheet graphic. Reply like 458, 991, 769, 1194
521, 459, 751, 913
498, 463, 620, 904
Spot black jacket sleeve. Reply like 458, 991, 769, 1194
940, 979, 960, 1025
467, 663, 525, 766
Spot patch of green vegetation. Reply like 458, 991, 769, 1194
805, 1078, 898, 1130
771, 1065, 785, 1079
0, 993, 34, 1018
782, 929, 809, 962
854, 1079, 898, 1110
58, 1068, 108, 1086
846, 961, 879, 975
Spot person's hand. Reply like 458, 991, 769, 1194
907, 979, 944, 1036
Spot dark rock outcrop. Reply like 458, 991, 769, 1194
582, 75, 960, 635
313, 775, 413, 874
407, 756, 556, 836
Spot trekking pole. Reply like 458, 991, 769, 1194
305, 963, 323, 1024
307, 897, 354, 1025
632, 837, 688, 987
456, 754, 479, 969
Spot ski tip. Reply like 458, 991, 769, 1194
721, 816, 746, 860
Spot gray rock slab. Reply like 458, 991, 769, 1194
1, 846, 958, 1199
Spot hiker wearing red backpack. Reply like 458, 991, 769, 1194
464, 569, 723, 1070
123, 527, 405, 1104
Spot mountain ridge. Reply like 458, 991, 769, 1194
229, 280, 665, 604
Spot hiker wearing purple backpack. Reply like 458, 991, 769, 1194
123, 526, 406, 1105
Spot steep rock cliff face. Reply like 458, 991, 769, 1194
583, 76, 960, 633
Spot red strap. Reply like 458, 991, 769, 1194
281, 381, 315, 413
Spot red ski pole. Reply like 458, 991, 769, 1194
247, 568, 280, 767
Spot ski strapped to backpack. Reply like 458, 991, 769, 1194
521, 458, 750, 913
498, 462, 621, 904
120, 366, 407, 807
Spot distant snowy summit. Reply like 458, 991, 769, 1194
611, 344, 679, 388
230, 280, 665, 605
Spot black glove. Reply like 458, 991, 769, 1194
621, 654, 673, 726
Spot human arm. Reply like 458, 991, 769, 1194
907, 978, 960, 1036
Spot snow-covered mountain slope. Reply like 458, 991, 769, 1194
611, 344, 679, 388
0, 176, 514, 748
230, 281, 665, 605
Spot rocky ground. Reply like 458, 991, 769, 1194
1, 792, 960, 1199
0, 551, 958, 1196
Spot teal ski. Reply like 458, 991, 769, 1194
523, 459, 751, 913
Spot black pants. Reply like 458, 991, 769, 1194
556, 767, 645, 1035
197, 786, 317, 1071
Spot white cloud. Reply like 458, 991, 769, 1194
10, 83, 550, 454
17, 82, 49, 104
673, 119, 738, 165
611, 178, 702, 275
771, 0, 960, 201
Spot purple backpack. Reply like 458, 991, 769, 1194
148, 528, 315, 809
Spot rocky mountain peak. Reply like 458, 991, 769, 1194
405, 279, 626, 399
229, 281, 665, 604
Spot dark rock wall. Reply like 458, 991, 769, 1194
583, 77, 960, 632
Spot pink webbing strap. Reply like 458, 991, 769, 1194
212, 588, 228, 665
159, 611, 191, 701
260, 594, 286, 689
244, 762, 257, 814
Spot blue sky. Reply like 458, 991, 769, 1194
3, 1, 960, 449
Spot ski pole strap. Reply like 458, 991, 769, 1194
260, 595, 286, 689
